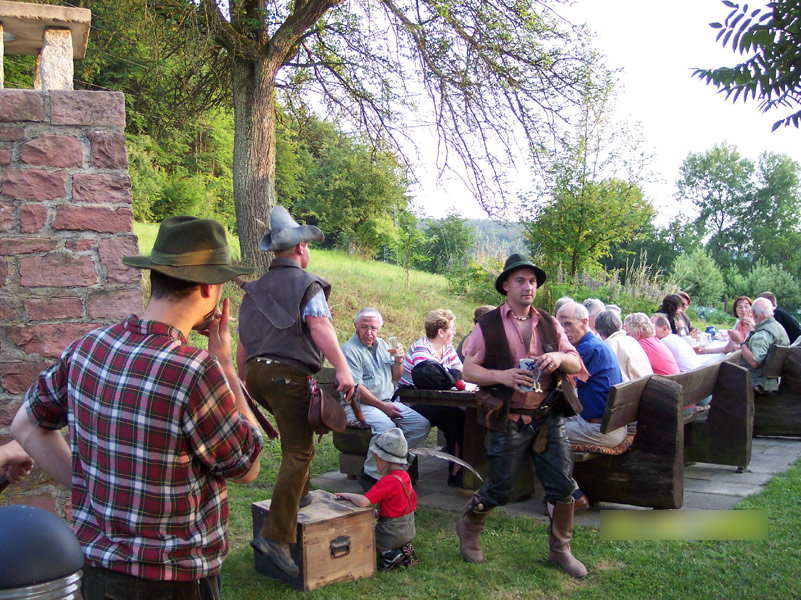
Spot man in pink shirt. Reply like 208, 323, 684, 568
458, 254, 587, 578
623, 313, 679, 376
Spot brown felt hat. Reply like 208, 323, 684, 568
123, 215, 253, 284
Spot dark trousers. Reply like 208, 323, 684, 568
411, 404, 465, 456
81, 566, 220, 600
245, 360, 313, 544
476, 410, 574, 508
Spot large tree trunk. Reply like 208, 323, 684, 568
231, 57, 277, 275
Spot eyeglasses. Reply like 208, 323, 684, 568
357, 324, 380, 332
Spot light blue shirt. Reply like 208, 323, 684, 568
341, 333, 395, 400
301, 289, 332, 321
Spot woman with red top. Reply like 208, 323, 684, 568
337, 428, 418, 570
623, 312, 680, 376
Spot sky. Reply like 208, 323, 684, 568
413, 0, 801, 223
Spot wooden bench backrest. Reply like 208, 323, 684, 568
601, 375, 652, 433
762, 337, 801, 378
662, 361, 722, 407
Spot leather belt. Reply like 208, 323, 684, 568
510, 404, 551, 419
586, 417, 604, 424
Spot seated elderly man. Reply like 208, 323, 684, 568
556, 303, 626, 448
623, 313, 680, 376
582, 298, 605, 334
341, 307, 430, 490
594, 310, 653, 381
651, 313, 701, 373
741, 297, 790, 393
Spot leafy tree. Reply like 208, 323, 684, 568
694, 1, 801, 130
676, 142, 755, 267
750, 151, 801, 272
525, 178, 652, 276
289, 120, 408, 253
392, 209, 427, 289
741, 261, 801, 311
523, 69, 653, 276
670, 248, 725, 306
423, 211, 475, 274
100, 0, 596, 271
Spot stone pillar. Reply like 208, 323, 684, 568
0, 89, 141, 516
33, 28, 73, 91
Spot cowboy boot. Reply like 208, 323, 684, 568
456, 494, 489, 563
546, 500, 588, 578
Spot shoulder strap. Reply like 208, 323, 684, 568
390, 472, 413, 512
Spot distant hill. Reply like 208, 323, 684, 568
465, 219, 527, 259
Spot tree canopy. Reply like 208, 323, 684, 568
694, 0, 801, 130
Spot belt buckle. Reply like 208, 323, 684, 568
255, 357, 274, 365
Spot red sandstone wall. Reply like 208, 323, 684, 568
0, 89, 142, 516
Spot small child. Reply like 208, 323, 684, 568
337, 428, 418, 570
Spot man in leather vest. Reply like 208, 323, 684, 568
458, 254, 588, 578
237, 206, 354, 577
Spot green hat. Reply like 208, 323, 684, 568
123, 216, 254, 284
495, 253, 547, 295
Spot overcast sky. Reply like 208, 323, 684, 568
415, 0, 801, 222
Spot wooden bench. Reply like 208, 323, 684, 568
573, 358, 752, 509
749, 340, 801, 437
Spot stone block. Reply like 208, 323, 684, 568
65, 238, 94, 252
0, 297, 16, 321
72, 173, 132, 204
0, 257, 6, 286
20, 204, 48, 233
33, 28, 74, 92
0, 127, 25, 142
50, 91, 126, 127
0, 362, 50, 395
88, 288, 142, 319
25, 296, 84, 321
20, 134, 83, 168
98, 236, 141, 284
2, 169, 66, 201
0, 144, 11, 165
6, 322, 101, 358
0, 90, 46, 122
0, 400, 21, 428
0, 237, 58, 255
19, 253, 97, 287
0, 200, 14, 232
53, 205, 133, 233
88, 130, 128, 169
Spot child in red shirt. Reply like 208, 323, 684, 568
337, 428, 417, 570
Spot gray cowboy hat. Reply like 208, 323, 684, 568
259, 206, 324, 252
123, 215, 253, 284
495, 253, 547, 295
368, 427, 408, 465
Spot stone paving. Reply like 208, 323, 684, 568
312, 437, 801, 527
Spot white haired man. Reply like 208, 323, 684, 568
582, 298, 605, 334
594, 310, 653, 382
741, 297, 790, 393
651, 313, 701, 373
341, 307, 430, 490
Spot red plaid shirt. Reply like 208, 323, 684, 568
24, 316, 262, 581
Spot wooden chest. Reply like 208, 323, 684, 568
251, 489, 376, 590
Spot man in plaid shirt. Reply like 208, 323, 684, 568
12, 216, 263, 600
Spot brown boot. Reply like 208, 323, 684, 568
456, 495, 489, 563
546, 500, 588, 578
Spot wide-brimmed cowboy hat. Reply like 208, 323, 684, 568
368, 428, 408, 465
123, 215, 253, 284
259, 206, 324, 252
495, 253, 547, 295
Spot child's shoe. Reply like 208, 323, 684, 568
400, 542, 418, 567
380, 548, 404, 570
